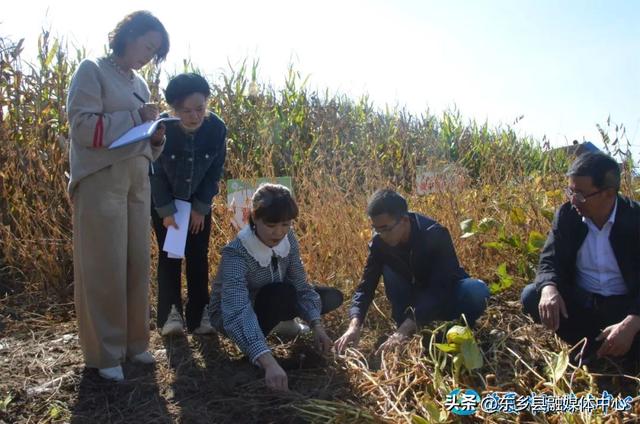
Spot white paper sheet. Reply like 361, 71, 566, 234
163, 199, 191, 258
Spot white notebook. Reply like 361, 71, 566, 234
109, 117, 180, 149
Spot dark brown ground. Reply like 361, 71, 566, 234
1, 290, 639, 423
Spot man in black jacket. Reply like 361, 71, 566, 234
335, 189, 490, 354
521, 152, 640, 364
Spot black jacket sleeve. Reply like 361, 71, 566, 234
349, 243, 383, 322
150, 157, 177, 217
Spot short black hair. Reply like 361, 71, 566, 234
567, 152, 620, 191
164, 73, 211, 107
108, 10, 170, 64
250, 183, 298, 225
367, 189, 408, 220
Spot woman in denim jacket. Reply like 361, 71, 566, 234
150, 73, 226, 336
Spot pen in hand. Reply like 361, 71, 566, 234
133, 92, 146, 104
134, 92, 159, 122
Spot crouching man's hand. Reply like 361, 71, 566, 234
538, 284, 568, 331
596, 315, 640, 358
334, 318, 362, 354
375, 317, 416, 355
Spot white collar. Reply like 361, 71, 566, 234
238, 225, 291, 267
607, 198, 618, 225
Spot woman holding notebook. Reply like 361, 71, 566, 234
150, 73, 227, 337
66, 10, 170, 381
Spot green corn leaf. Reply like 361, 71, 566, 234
412, 414, 431, 424
434, 343, 460, 353
541, 208, 555, 223
478, 217, 499, 233
509, 207, 526, 225
483, 241, 508, 251
421, 400, 447, 423
446, 325, 474, 345
527, 230, 546, 253
496, 263, 514, 290
488, 282, 502, 294
551, 350, 569, 382
460, 339, 483, 370
45, 39, 60, 68
0, 393, 13, 412
500, 234, 523, 249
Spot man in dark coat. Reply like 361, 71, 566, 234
522, 152, 640, 364
335, 189, 490, 354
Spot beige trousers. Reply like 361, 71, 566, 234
72, 156, 151, 369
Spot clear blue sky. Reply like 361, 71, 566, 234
2, 0, 639, 160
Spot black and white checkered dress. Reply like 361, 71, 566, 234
209, 229, 321, 363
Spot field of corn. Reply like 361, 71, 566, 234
1, 31, 639, 423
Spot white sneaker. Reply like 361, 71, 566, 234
193, 305, 215, 335
98, 365, 124, 381
272, 319, 310, 338
161, 305, 184, 336
130, 351, 155, 364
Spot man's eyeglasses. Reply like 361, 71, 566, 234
564, 187, 607, 204
372, 219, 401, 235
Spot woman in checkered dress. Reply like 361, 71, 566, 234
209, 183, 343, 391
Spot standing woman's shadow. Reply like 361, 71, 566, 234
162, 331, 249, 423
70, 359, 171, 423
192, 332, 263, 422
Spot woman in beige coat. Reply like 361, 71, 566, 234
66, 10, 169, 381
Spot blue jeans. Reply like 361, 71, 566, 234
383, 266, 490, 328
